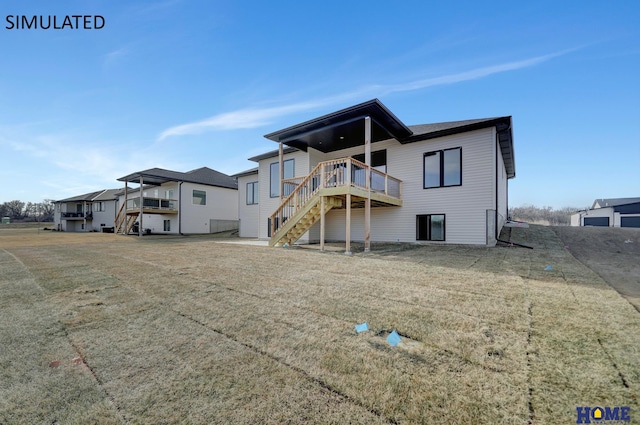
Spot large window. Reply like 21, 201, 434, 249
246, 181, 259, 205
192, 189, 206, 205
424, 147, 461, 188
416, 214, 446, 241
270, 159, 294, 198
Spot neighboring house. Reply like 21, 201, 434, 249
53, 189, 121, 232
115, 167, 238, 235
571, 197, 640, 227
237, 99, 515, 250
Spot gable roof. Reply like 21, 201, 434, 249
593, 197, 640, 208
117, 167, 237, 190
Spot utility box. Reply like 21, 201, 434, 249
2, 217, 9, 224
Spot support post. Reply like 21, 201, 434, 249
364, 116, 371, 253
139, 176, 143, 237
345, 193, 351, 255
320, 196, 325, 251
279, 142, 284, 200
83, 201, 87, 232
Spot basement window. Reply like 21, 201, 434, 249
416, 214, 445, 241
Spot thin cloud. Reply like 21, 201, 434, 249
158, 49, 572, 141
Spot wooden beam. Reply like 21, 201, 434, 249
279, 142, 284, 200
364, 116, 371, 253
139, 176, 143, 237
345, 193, 351, 255
320, 196, 325, 251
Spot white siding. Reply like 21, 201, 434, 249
179, 182, 238, 234
496, 129, 509, 240
237, 173, 260, 238
255, 127, 507, 246
257, 150, 310, 240
321, 128, 496, 245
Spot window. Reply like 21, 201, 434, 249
270, 159, 295, 197
423, 147, 461, 188
165, 189, 174, 199
416, 214, 446, 241
95, 202, 105, 212
193, 190, 206, 205
246, 182, 259, 205
163, 220, 171, 231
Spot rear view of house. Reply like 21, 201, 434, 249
237, 99, 515, 250
116, 167, 238, 235
53, 189, 120, 232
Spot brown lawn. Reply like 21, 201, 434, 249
0, 225, 638, 424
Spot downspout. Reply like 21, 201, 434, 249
179, 181, 183, 235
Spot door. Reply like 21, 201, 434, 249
584, 217, 609, 226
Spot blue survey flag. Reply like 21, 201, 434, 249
355, 322, 369, 333
544, 265, 553, 271
387, 330, 401, 347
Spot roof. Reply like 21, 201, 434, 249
258, 99, 515, 178
54, 190, 107, 203
92, 188, 122, 201
593, 197, 640, 209
117, 167, 237, 190
232, 167, 259, 178
264, 99, 413, 153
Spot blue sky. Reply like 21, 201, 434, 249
1, 0, 638, 208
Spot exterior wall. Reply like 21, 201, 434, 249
570, 212, 582, 226
91, 200, 117, 231
237, 173, 260, 238
321, 128, 498, 245
179, 182, 238, 234
256, 127, 506, 245
257, 149, 310, 240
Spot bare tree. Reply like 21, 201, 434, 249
3, 200, 25, 220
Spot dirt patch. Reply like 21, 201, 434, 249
554, 226, 640, 311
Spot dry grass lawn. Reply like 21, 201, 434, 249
0, 226, 638, 424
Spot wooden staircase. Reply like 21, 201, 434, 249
269, 157, 402, 247
271, 195, 342, 246
114, 203, 139, 235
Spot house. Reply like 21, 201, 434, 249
236, 99, 515, 251
115, 167, 239, 235
53, 188, 121, 232
571, 197, 640, 227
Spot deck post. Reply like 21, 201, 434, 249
345, 193, 351, 255
139, 175, 143, 237
279, 142, 284, 200
83, 201, 87, 232
320, 196, 325, 251
364, 116, 371, 253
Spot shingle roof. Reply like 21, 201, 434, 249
117, 167, 237, 190
54, 190, 107, 203
247, 147, 299, 162
593, 197, 640, 208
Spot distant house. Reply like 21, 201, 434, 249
115, 167, 239, 235
236, 99, 515, 250
53, 189, 121, 232
571, 197, 640, 227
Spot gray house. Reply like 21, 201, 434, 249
53, 188, 121, 232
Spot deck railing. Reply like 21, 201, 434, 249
126, 197, 178, 211
269, 157, 402, 237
